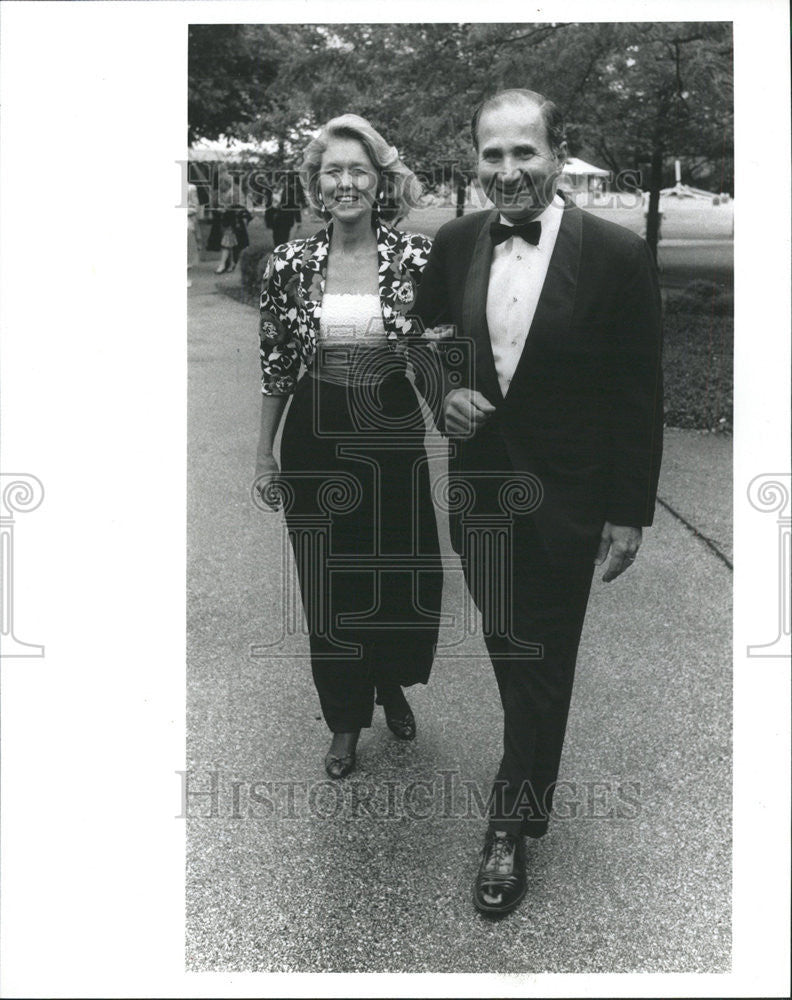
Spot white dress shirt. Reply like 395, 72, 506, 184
486, 193, 564, 397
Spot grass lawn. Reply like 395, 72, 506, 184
240, 201, 733, 288
246, 197, 733, 243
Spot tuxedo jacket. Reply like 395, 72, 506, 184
258, 219, 432, 395
412, 200, 664, 553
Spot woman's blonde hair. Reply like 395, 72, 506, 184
300, 113, 422, 222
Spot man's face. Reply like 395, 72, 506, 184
476, 100, 566, 221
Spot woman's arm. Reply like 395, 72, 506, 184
254, 395, 289, 509
406, 231, 454, 430
255, 247, 302, 507
256, 394, 288, 462
259, 250, 301, 396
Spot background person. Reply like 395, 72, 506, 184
265, 169, 306, 247
187, 181, 201, 287
207, 175, 253, 273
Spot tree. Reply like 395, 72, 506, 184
188, 22, 733, 249
188, 25, 286, 143
569, 23, 734, 258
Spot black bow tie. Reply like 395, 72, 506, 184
490, 220, 542, 247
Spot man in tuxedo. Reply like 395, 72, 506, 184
412, 89, 663, 915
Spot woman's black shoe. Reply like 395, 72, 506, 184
324, 731, 359, 779
378, 686, 417, 740
385, 702, 416, 741
386, 706, 416, 740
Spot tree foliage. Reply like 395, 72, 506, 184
188, 25, 277, 143
188, 21, 733, 249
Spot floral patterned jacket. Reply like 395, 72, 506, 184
259, 219, 432, 395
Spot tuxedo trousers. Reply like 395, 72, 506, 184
279, 348, 442, 733
454, 458, 596, 838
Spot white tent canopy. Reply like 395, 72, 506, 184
562, 156, 610, 177
188, 137, 277, 161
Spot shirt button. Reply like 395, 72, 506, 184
512, 296, 518, 302
516, 255, 522, 261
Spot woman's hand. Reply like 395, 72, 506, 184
254, 395, 289, 508
254, 454, 283, 510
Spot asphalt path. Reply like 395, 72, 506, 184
186, 260, 731, 973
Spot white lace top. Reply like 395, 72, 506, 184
318, 293, 387, 343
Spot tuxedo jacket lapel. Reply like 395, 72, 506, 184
506, 202, 582, 399
462, 210, 503, 404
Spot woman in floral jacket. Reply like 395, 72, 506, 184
254, 115, 442, 779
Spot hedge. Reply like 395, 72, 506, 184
662, 282, 733, 431
237, 241, 274, 306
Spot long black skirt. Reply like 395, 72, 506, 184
279, 346, 442, 732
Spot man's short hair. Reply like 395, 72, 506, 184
470, 89, 567, 153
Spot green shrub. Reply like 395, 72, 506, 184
663, 281, 733, 431
664, 279, 733, 317
239, 240, 273, 305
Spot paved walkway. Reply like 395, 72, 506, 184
186, 257, 732, 973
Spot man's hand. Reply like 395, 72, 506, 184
443, 388, 496, 436
595, 522, 642, 582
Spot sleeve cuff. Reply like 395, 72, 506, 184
261, 375, 296, 396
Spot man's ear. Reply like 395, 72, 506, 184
555, 141, 568, 166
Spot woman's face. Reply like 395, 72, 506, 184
318, 136, 379, 224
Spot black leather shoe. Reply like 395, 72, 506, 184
473, 830, 527, 915
324, 731, 359, 779
385, 706, 416, 741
